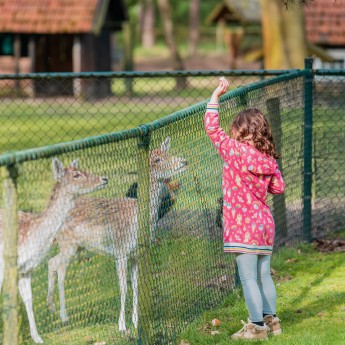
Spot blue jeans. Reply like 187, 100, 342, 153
235, 253, 277, 322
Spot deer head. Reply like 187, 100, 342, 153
52, 158, 108, 195
149, 136, 188, 182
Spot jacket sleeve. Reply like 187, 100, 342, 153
268, 167, 285, 194
204, 103, 238, 161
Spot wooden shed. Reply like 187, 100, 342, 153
207, 0, 340, 69
0, 0, 127, 98
206, 0, 262, 69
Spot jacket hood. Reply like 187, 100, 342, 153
240, 144, 277, 175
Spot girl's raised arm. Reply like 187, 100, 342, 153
204, 78, 238, 161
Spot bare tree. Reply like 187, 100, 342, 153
157, 0, 186, 88
140, 0, 155, 48
188, 0, 200, 56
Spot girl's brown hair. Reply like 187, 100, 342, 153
230, 108, 280, 159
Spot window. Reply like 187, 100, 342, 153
0, 34, 29, 57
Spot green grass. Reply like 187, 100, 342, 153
177, 240, 345, 345
0, 76, 344, 344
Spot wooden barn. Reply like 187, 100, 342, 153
0, 0, 127, 98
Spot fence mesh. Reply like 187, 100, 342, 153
0, 71, 288, 153
312, 71, 345, 238
0, 68, 344, 345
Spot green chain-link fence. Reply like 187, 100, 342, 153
0, 70, 292, 153
0, 64, 344, 344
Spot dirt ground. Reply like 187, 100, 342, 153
313, 238, 345, 253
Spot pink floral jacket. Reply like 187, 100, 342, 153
204, 103, 285, 255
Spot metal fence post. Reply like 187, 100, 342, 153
137, 125, 153, 345
303, 58, 314, 242
2, 164, 19, 345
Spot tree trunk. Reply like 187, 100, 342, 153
157, 0, 186, 89
188, 0, 200, 56
260, 0, 288, 69
281, 3, 307, 68
141, 0, 155, 48
260, 0, 308, 69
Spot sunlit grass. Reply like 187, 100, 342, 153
178, 242, 345, 345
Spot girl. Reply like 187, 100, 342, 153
204, 78, 285, 341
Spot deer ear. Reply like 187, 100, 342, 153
52, 158, 65, 180
161, 136, 171, 152
69, 159, 79, 168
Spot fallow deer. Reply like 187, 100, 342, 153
47, 136, 187, 332
0, 158, 108, 343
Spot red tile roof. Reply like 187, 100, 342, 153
0, 0, 102, 33
304, 0, 345, 46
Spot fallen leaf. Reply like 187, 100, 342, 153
317, 312, 327, 317
212, 318, 221, 326
179, 340, 190, 345
285, 258, 298, 263
295, 309, 303, 314
211, 331, 220, 335
270, 268, 277, 275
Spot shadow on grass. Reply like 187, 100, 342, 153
278, 252, 343, 328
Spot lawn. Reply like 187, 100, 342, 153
178, 237, 345, 345
0, 74, 344, 344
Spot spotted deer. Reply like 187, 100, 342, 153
0, 158, 108, 344
47, 136, 187, 332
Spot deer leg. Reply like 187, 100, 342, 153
130, 257, 138, 328
18, 275, 44, 344
116, 256, 128, 331
47, 255, 58, 313
0, 258, 4, 293
47, 246, 77, 322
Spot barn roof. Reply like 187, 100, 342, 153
304, 0, 345, 46
0, 0, 127, 34
206, 0, 261, 25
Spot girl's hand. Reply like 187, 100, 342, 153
210, 77, 229, 103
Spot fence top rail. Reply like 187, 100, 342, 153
0, 69, 299, 80
0, 70, 305, 167
148, 70, 305, 131
0, 126, 146, 167
314, 69, 345, 76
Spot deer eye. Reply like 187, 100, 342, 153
73, 173, 82, 179
154, 157, 161, 164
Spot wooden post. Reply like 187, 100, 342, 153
28, 35, 36, 97
13, 34, 21, 95
137, 126, 153, 344
122, 20, 134, 95
2, 164, 19, 345
72, 35, 82, 98
266, 98, 288, 239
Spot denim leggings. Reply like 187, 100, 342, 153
235, 253, 276, 322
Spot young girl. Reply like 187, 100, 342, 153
204, 78, 285, 341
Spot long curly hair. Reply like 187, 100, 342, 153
230, 108, 280, 159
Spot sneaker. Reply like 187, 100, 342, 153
263, 315, 282, 335
231, 319, 268, 341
